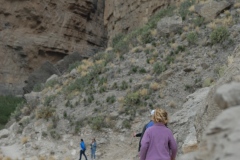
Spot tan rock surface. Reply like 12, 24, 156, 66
0, 0, 107, 95
104, 0, 181, 43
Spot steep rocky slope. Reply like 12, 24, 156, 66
1, 0, 240, 159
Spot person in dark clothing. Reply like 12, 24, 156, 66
79, 139, 88, 160
133, 110, 155, 152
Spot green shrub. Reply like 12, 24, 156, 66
99, 86, 107, 93
179, 0, 196, 20
90, 116, 106, 131
106, 95, 116, 104
66, 63, 104, 92
75, 120, 83, 134
153, 62, 166, 74
122, 119, 131, 129
44, 95, 56, 106
128, 65, 139, 74
45, 79, 59, 88
202, 78, 214, 87
187, 32, 198, 45
112, 34, 125, 48
120, 81, 128, 90
176, 45, 186, 53
35, 107, 55, 119
141, 30, 154, 44
210, 26, 229, 44
68, 61, 81, 72
87, 95, 94, 104
193, 16, 205, 26
98, 77, 107, 86
111, 82, 118, 89
139, 67, 147, 74
184, 84, 195, 93
0, 96, 25, 128
33, 83, 43, 92
50, 129, 61, 140
124, 92, 140, 105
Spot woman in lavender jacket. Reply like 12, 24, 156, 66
140, 108, 177, 160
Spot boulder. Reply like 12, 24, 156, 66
180, 106, 240, 160
215, 82, 240, 109
157, 16, 183, 35
0, 129, 9, 139
169, 87, 210, 154
24, 92, 41, 104
195, 0, 232, 21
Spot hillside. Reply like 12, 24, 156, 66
1, 0, 240, 159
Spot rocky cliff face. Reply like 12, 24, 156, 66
0, 0, 107, 95
0, 0, 179, 95
104, 0, 180, 43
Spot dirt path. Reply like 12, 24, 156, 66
1, 144, 23, 159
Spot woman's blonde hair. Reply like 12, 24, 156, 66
153, 108, 168, 124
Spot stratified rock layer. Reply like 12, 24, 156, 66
0, 0, 180, 95
0, 0, 107, 95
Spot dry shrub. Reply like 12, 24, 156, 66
159, 91, 165, 99
207, 22, 216, 29
144, 74, 152, 81
77, 59, 94, 73
117, 97, 124, 104
222, 16, 233, 26
21, 137, 28, 144
234, 2, 240, 8
150, 29, 158, 37
183, 26, 189, 32
168, 100, 177, 108
139, 89, 148, 97
2, 157, 12, 160
170, 43, 178, 50
149, 59, 156, 64
228, 56, 234, 66
188, 5, 195, 12
150, 82, 159, 91
130, 46, 143, 53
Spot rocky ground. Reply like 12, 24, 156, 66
1, 0, 240, 160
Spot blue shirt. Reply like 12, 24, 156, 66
146, 120, 154, 128
80, 141, 86, 150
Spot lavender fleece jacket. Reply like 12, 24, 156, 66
140, 123, 177, 160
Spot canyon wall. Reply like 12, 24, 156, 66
0, 0, 107, 95
104, 0, 180, 43
0, 0, 178, 95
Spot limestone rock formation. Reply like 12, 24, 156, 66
195, 44, 240, 141
0, 0, 182, 95
169, 87, 210, 154
179, 45, 240, 159
104, 0, 181, 43
195, 0, 232, 21
0, 0, 107, 95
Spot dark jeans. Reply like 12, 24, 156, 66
79, 150, 87, 160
